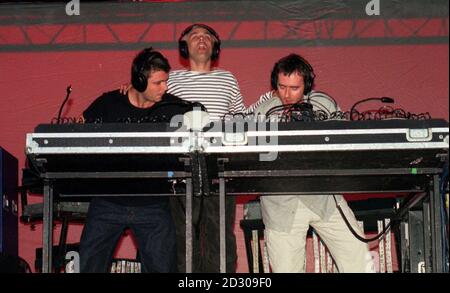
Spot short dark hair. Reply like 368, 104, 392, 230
270, 53, 315, 94
131, 47, 170, 92
132, 47, 170, 77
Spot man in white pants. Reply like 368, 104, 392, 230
253, 53, 375, 273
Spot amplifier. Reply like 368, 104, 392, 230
0, 147, 18, 256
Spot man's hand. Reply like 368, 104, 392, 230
119, 83, 132, 95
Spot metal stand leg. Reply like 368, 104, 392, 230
185, 177, 193, 273
56, 215, 70, 273
399, 221, 408, 273
422, 201, 432, 272
219, 176, 226, 273
430, 174, 444, 272
218, 158, 228, 273
180, 157, 193, 273
43, 180, 53, 273
408, 210, 425, 272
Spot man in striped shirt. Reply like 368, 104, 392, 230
168, 23, 244, 273
168, 24, 245, 120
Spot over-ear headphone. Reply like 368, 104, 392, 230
131, 48, 164, 92
178, 23, 221, 61
270, 54, 315, 95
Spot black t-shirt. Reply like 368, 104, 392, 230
83, 90, 194, 123
83, 90, 196, 206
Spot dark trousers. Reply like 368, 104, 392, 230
170, 196, 237, 273
79, 198, 177, 273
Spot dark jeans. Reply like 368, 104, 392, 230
79, 198, 176, 273
170, 196, 237, 273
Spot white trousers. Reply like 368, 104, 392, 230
265, 199, 375, 273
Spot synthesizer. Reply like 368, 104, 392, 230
25, 119, 448, 194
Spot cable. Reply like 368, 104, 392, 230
333, 195, 394, 243
350, 97, 394, 121
350, 106, 432, 121
174, 183, 204, 241
56, 85, 73, 124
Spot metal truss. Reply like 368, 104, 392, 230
0, 0, 448, 51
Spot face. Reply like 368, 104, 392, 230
185, 26, 215, 61
276, 71, 305, 105
142, 70, 169, 103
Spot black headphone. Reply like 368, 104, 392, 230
270, 54, 315, 95
131, 48, 165, 93
178, 23, 221, 61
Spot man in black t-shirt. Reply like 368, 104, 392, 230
79, 47, 193, 273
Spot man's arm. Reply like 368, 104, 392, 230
244, 91, 274, 115
308, 91, 340, 113
229, 76, 246, 114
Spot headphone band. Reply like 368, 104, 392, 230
178, 23, 221, 60
271, 54, 315, 94
132, 48, 169, 92
179, 23, 220, 43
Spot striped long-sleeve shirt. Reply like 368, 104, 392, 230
245, 90, 340, 115
168, 69, 245, 121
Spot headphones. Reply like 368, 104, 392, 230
131, 48, 165, 92
270, 54, 315, 95
178, 23, 221, 61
